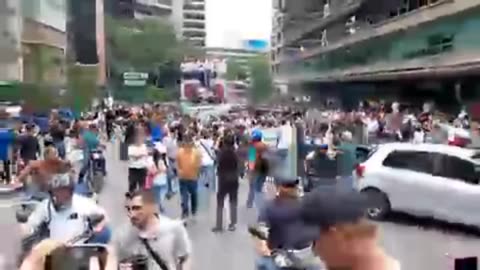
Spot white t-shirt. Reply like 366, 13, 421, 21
26, 194, 106, 242
197, 138, 215, 166
128, 144, 149, 168
277, 124, 292, 150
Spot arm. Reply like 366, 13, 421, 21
173, 222, 193, 270
22, 200, 49, 237
17, 161, 39, 183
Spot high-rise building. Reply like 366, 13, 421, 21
106, 0, 172, 19
0, 0, 22, 82
182, 0, 206, 48
273, 0, 480, 105
0, 0, 68, 85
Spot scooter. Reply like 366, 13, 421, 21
86, 149, 105, 196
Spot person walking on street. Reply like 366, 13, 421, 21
176, 133, 202, 224
127, 132, 149, 192
212, 134, 239, 232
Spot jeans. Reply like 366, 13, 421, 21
152, 184, 168, 213
179, 180, 198, 218
53, 141, 66, 159
256, 256, 324, 270
200, 165, 216, 191
167, 158, 178, 194
256, 256, 276, 270
275, 148, 290, 178
246, 174, 266, 210
79, 154, 106, 183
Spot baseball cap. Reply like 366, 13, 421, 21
300, 186, 369, 228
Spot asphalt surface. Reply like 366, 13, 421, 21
0, 141, 479, 269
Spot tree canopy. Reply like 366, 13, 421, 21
106, 16, 202, 89
247, 55, 273, 104
226, 59, 248, 81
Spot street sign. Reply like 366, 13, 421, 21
123, 72, 148, 86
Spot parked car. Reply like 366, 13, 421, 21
355, 143, 480, 227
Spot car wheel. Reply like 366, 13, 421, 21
362, 188, 391, 220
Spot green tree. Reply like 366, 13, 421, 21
21, 45, 60, 111
247, 55, 273, 104
226, 59, 244, 80
106, 16, 201, 88
66, 65, 98, 115
145, 85, 174, 102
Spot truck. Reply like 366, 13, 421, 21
180, 59, 226, 104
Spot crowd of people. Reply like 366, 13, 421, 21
3, 100, 455, 270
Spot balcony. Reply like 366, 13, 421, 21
135, 0, 172, 12
183, 27, 205, 34
282, 0, 363, 46
183, 8, 205, 15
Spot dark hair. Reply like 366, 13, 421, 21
125, 189, 156, 205
222, 134, 235, 148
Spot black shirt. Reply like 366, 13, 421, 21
17, 134, 40, 161
259, 197, 317, 250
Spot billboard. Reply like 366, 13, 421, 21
244, 39, 268, 51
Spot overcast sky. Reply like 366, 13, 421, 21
205, 0, 272, 49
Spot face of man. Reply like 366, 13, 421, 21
51, 187, 73, 209
125, 195, 155, 228
313, 221, 378, 269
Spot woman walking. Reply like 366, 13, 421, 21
212, 134, 239, 232
127, 131, 149, 192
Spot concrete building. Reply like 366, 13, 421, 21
133, 0, 172, 19
272, 0, 480, 106
0, 0, 22, 82
0, 0, 67, 84
107, 0, 172, 19
105, 0, 204, 47
206, 47, 261, 69
182, 0, 206, 47
21, 0, 67, 85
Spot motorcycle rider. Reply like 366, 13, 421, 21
253, 177, 320, 270
21, 173, 111, 243
78, 123, 106, 183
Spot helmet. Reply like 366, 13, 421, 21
48, 173, 75, 190
251, 129, 263, 141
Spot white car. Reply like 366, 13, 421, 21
355, 143, 480, 227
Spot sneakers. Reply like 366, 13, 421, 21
211, 224, 236, 233
211, 227, 223, 233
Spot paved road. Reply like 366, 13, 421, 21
0, 141, 480, 269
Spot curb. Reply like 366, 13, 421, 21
0, 185, 23, 196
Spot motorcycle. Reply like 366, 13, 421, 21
15, 195, 44, 224
86, 149, 105, 195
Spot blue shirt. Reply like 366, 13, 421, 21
0, 129, 14, 160
150, 124, 164, 142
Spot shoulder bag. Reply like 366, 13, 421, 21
140, 238, 169, 270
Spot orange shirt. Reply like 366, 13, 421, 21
176, 146, 202, 180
